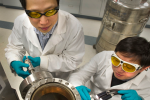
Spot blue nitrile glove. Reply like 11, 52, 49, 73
75, 85, 91, 100
11, 61, 30, 79
118, 90, 142, 100
27, 56, 40, 67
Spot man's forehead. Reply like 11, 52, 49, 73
26, 0, 57, 11
117, 52, 140, 64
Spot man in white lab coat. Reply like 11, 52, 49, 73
5, 0, 84, 80
69, 37, 150, 100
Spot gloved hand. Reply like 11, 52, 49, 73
75, 85, 91, 100
23, 56, 40, 67
118, 90, 142, 100
11, 61, 30, 79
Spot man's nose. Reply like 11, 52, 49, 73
117, 64, 125, 72
39, 15, 48, 25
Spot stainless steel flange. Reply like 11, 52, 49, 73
19, 71, 53, 99
19, 57, 81, 100
24, 77, 81, 100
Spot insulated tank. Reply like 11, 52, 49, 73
95, 0, 150, 52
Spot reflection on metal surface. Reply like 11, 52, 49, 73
96, 0, 150, 52
20, 59, 81, 100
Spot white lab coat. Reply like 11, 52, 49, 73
5, 10, 85, 80
68, 51, 150, 100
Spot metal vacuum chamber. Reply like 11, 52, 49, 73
19, 58, 81, 100
96, 0, 150, 52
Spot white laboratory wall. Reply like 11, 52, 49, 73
140, 18, 150, 41
60, 0, 80, 14
99, 0, 107, 17
140, 28, 150, 41
2, 0, 22, 7
60, 0, 107, 18
146, 18, 150, 25
0, 0, 2, 3
80, 0, 102, 17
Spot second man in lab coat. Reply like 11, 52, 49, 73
69, 37, 150, 100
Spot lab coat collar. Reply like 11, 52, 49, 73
56, 10, 67, 35
110, 69, 147, 90
130, 70, 147, 86
42, 28, 63, 55
22, 15, 42, 53
110, 80, 133, 90
110, 72, 146, 90
28, 26, 43, 53
106, 58, 113, 88
23, 14, 32, 29
42, 10, 67, 54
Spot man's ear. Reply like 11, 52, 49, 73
140, 66, 150, 72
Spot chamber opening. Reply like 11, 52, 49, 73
31, 83, 75, 100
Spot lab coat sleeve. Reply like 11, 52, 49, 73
67, 54, 101, 87
141, 95, 150, 100
40, 26, 85, 72
5, 17, 26, 65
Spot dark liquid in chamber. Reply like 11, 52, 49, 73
38, 93, 68, 100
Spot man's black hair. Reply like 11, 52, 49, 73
115, 36, 150, 68
20, 0, 59, 9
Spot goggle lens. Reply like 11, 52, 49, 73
111, 56, 136, 73
111, 56, 120, 66
45, 9, 57, 17
122, 63, 136, 73
28, 12, 41, 18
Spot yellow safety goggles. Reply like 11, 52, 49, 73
25, 6, 59, 18
111, 53, 142, 73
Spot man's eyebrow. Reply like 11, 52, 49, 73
29, 6, 54, 12
44, 6, 53, 10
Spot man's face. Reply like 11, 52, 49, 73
26, 0, 58, 33
112, 52, 142, 80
